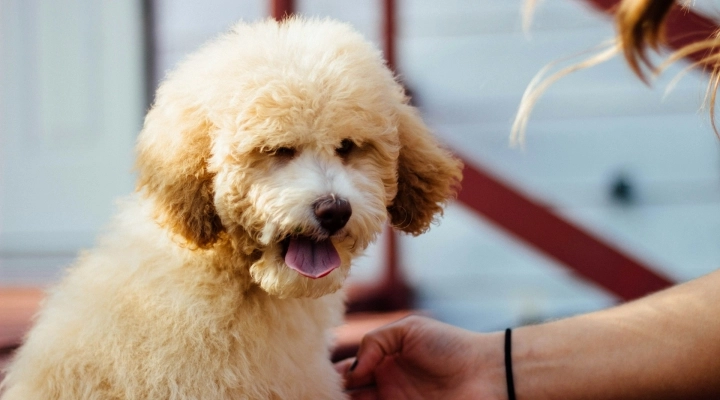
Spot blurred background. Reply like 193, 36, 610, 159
2, 0, 720, 333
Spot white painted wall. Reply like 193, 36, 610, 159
0, 0, 145, 284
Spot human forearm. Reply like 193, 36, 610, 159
510, 269, 720, 399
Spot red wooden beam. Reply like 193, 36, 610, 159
383, 0, 396, 71
270, 0, 294, 21
580, 0, 720, 64
457, 160, 674, 301
378, 0, 412, 311
381, 0, 404, 299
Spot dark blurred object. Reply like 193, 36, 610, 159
610, 173, 635, 205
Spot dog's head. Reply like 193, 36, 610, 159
135, 18, 462, 298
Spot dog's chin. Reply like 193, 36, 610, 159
249, 240, 351, 299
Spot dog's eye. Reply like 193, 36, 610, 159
336, 139, 355, 158
274, 147, 296, 158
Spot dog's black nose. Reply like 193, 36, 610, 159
313, 196, 352, 235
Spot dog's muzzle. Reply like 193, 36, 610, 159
282, 195, 351, 279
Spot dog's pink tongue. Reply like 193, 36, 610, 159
285, 237, 340, 279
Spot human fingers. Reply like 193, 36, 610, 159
345, 315, 421, 387
334, 357, 355, 377
336, 357, 379, 392
342, 356, 376, 390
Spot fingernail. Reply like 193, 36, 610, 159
349, 359, 358, 372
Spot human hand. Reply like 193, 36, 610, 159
335, 315, 507, 400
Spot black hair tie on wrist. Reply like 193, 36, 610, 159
505, 328, 517, 400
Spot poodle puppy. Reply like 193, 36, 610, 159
0, 17, 462, 399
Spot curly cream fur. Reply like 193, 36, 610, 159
1, 17, 461, 399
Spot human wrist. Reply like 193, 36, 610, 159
465, 330, 510, 400
510, 323, 571, 400
509, 319, 598, 400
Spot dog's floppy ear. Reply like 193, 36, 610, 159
135, 94, 223, 249
388, 104, 463, 235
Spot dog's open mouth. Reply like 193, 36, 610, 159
281, 236, 340, 279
